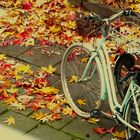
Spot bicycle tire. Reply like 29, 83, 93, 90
61, 43, 104, 118
125, 93, 140, 140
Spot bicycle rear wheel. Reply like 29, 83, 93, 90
61, 43, 104, 118
125, 93, 140, 140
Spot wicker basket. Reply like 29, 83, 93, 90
76, 13, 103, 37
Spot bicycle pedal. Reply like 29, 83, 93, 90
90, 109, 101, 118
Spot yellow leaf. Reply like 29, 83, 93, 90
68, 75, 78, 83
87, 118, 100, 124
4, 116, 15, 126
40, 87, 59, 94
35, 0, 51, 7
81, 58, 88, 63
17, 95, 34, 105
62, 106, 73, 116
77, 99, 86, 105
50, 25, 61, 33
112, 131, 126, 139
16, 65, 30, 73
8, 16, 18, 24
47, 102, 59, 111
4, 97, 17, 105
32, 112, 46, 120
0, 54, 7, 60
41, 65, 57, 74
7, 88, 18, 94
40, 114, 54, 122
24, 38, 35, 47
10, 102, 25, 110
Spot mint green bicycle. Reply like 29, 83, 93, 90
61, 10, 140, 139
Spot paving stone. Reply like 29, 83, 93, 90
0, 101, 8, 114
46, 115, 75, 130
14, 108, 34, 116
28, 124, 72, 140
0, 45, 32, 57
17, 46, 64, 67
0, 110, 39, 133
62, 117, 100, 140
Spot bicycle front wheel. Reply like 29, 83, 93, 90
125, 93, 140, 140
61, 43, 104, 118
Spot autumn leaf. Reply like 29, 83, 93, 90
62, 106, 73, 116
10, 102, 25, 110
112, 131, 126, 139
41, 65, 57, 74
16, 65, 30, 73
25, 50, 34, 56
17, 95, 34, 105
32, 112, 46, 120
50, 25, 61, 33
87, 118, 100, 124
4, 97, 17, 105
7, 88, 18, 94
47, 102, 59, 111
4, 116, 15, 126
40, 114, 55, 122
39, 86, 59, 95
0, 54, 7, 60
77, 99, 86, 105
81, 57, 88, 63
93, 127, 107, 134
68, 75, 78, 83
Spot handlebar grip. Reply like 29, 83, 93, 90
123, 9, 140, 19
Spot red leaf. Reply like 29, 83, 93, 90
22, 2, 32, 10
107, 127, 116, 133
13, 39, 22, 45
93, 127, 107, 134
25, 50, 34, 56
20, 31, 29, 40
67, 12, 76, 21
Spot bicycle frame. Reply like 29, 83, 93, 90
79, 35, 140, 133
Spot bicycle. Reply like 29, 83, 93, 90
61, 9, 140, 140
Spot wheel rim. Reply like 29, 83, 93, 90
61, 45, 102, 117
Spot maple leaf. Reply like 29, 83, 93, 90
4, 116, 15, 126
40, 87, 59, 94
32, 112, 46, 120
47, 102, 59, 111
17, 95, 34, 105
62, 106, 73, 116
10, 102, 25, 110
35, 0, 50, 7
81, 57, 88, 63
93, 127, 107, 134
24, 50, 34, 56
68, 75, 78, 83
112, 131, 126, 139
40, 114, 55, 122
7, 88, 18, 94
77, 99, 86, 105
87, 118, 100, 124
0, 54, 7, 61
16, 65, 30, 73
50, 25, 61, 33
41, 65, 57, 74
4, 97, 17, 105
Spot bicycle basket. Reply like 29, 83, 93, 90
76, 13, 103, 37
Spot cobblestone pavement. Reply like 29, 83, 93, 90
0, 44, 125, 140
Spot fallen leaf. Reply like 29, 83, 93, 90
0, 54, 7, 60
41, 65, 57, 74
17, 95, 34, 104
88, 118, 100, 124
25, 50, 34, 56
39, 87, 59, 94
10, 102, 25, 110
112, 131, 126, 139
62, 106, 73, 116
93, 127, 107, 134
68, 75, 78, 83
77, 99, 86, 105
32, 112, 46, 120
4, 116, 15, 126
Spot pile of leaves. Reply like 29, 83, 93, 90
102, 0, 140, 13
0, 54, 76, 123
0, 0, 85, 48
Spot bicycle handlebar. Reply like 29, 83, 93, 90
105, 9, 140, 22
